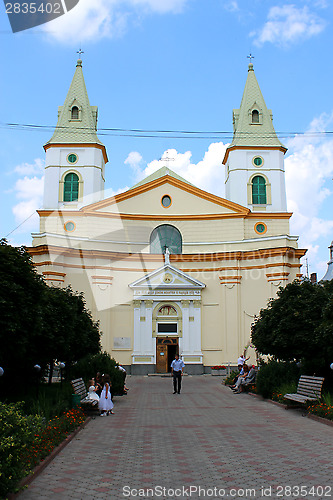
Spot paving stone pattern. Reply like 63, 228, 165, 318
19, 376, 333, 499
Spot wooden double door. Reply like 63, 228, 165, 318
156, 337, 178, 373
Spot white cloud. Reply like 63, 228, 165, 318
43, 0, 187, 43
251, 5, 325, 47
14, 158, 44, 176
137, 143, 228, 196
124, 151, 144, 178
14, 176, 44, 201
285, 112, 333, 273
11, 175, 44, 235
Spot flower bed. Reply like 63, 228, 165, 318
24, 407, 86, 469
307, 402, 333, 421
0, 403, 86, 497
211, 365, 227, 376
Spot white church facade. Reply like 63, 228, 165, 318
29, 59, 306, 374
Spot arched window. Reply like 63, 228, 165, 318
252, 109, 259, 123
63, 173, 79, 202
252, 176, 266, 204
150, 225, 182, 254
71, 106, 79, 120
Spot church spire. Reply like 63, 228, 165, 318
224, 63, 288, 212
45, 58, 103, 146
322, 241, 333, 281
228, 62, 286, 150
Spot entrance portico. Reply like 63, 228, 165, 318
129, 263, 205, 374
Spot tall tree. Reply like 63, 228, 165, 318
251, 280, 333, 372
0, 240, 101, 388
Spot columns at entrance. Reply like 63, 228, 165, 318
131, 299, 155, 373
181, 299, 203, 371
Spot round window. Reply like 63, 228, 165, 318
64, 221, 75, 232
253, 156, 263, 167
161, 195, 172, 208
254, 222, 267, 234
67, 153, 78, 164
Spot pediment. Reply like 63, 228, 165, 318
81, 175, 249, 217
129, 263, 205, 290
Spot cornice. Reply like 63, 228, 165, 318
27, 244, 307, 262
222, 145, 287, 165
44, 142, 108, 164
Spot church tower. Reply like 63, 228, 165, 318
223, 63, 287, 212
43, 59, 108, 209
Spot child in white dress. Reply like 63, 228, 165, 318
87, 378, 99, 401
98, 374, 114, 416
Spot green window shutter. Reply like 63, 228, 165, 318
252, 176, 266, 204
64, 173, 79, 202
150, 225, 182, 254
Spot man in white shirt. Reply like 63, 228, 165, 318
171, 354, 185, 394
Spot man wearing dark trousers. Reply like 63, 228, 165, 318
171, 354, 185, 394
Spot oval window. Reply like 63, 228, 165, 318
254, 222, 267, 234
253, 156, 263, 167
64, 221, 75, 232
161, 195, 172, 208
67, 153, 78, 164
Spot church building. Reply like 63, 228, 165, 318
29, 59, 306, 374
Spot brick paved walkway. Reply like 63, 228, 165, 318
19, 376, 333, 500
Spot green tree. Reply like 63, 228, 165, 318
0, 239, 45, 380
251, 280, 333, 373
0, 240, 101, 389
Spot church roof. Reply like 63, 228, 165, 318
45, 59, 103, 146
229, 63, 286, 149
131, 166, 194, 189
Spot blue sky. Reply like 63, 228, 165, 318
1, 0, 333, 278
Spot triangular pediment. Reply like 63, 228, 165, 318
129, 263, 205, 290
81, 173, 250, 217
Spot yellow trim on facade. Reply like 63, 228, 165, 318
222, 145, 287, 165
28, 244, 307, 261
44, 142, 108, 164
37, 209, 293, 221
81, 175, 250, 214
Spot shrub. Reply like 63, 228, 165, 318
0, 402, 43, 497
224, 370, 239, 386
271, 381, 298, 403
256, 360, 300, 399
68, 351, 124, 394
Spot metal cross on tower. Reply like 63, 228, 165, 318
77, 47, 84, 58
247, 53, 254, 63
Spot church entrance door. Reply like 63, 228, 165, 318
156, 337, 178, 373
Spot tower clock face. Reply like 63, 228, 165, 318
67, 153, 78, 164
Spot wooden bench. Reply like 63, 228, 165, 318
71, 378, 99, 411
284, 375, 324, 406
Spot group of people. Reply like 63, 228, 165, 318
88, 373, 114, 416
229, 354, 256, 394
88, 367, 129, 417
